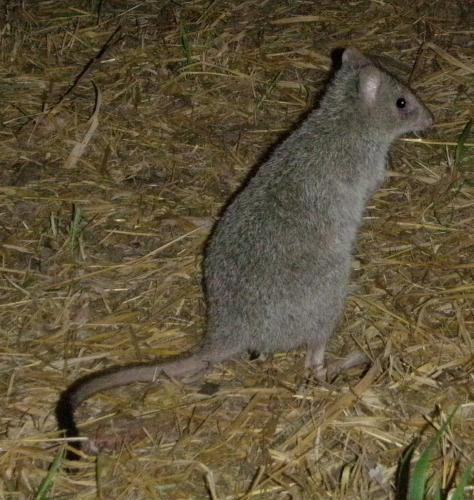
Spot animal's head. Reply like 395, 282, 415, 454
340, 47, 433, 140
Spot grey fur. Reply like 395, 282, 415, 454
56, 48, 433, 449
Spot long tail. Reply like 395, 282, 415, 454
56, 352, 210, 460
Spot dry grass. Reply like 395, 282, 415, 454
0, 0, 473, 498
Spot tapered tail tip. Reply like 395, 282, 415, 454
56, 390, 82, 461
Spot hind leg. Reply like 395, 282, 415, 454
305, 341, 327, 381
304, 291, 346, 381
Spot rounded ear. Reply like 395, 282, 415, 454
342, 47, 371, 68
359, 66, 381, 105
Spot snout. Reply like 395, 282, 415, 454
418, 107, 434, 131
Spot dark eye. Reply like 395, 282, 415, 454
396, 97, 406, 108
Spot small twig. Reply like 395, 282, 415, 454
409, 42, 427, 86
53, 25, 123, 109
408, 19, 433, 86
64, 82, 102, 170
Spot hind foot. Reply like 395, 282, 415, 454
305, 344, 327, 382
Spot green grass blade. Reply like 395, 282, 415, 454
397, 439, 419, 500
69, 204, 83, 254
35, 448, 65, 500
179, 23, 192, 65
451, 462, 474, 500
408, 408, 458, 500
432, 485, 442, 500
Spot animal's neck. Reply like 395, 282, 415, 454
303, 115, 390, 180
